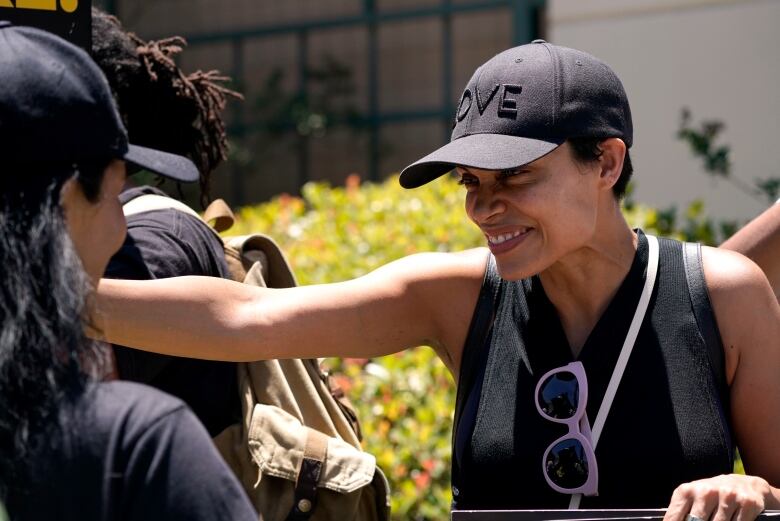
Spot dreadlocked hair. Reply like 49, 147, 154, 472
90, 8, 243, 208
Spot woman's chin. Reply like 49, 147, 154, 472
494, 258, 545, 281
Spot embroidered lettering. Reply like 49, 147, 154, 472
475, 83, 499, 115
456, 89, 472, 122
497, 84, 523, 118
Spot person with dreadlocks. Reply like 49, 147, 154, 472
90, 8, 245, 437
0, 22, 256, 520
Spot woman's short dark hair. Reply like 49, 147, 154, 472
0, 162, 109, 504
567, 137, 633, 199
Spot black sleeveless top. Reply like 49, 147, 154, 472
452, 232, 734, 509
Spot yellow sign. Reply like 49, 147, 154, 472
0, 0, 90, 49
0, 0, 78, 13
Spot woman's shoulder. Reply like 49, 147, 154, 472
700, 246, 770, 294
361, 247, 489, 294
386, 247, 490, 276
700, 246, 776, 321
364, 248, 490, 374
699, 246, 780, 384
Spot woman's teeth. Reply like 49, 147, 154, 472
487, 229, 526, 245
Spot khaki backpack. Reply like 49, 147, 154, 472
122, 194, 391, 521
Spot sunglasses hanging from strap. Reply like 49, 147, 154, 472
566, 234, 660, 509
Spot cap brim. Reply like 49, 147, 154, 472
399, 134, 564, 188
124, 144, 199, 183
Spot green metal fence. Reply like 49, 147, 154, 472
106, 0, 545, 204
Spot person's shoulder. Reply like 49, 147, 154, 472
80, 381, 188, 434
120, 185, 168, 204
114, 186, 227, 279
378, 247, 490, 283
700, 246, 779, 381
700, 246, 771, 298
122, 187, 184, 233
61, 382, 190, 467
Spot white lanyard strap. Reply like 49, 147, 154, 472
591, 234, 659, 447
569, 234, 660, 509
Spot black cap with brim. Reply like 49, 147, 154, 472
0, 23, 200, 184
399, 134, 563, 189
399, 41, 632, 189
124, 144, 199, 183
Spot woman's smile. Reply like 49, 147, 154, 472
484, 227, 534, 254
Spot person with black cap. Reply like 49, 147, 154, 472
0, 22, 256, 520
94, 41, 780, 518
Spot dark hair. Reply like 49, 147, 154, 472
90, 8, 242, 207
0, 162, 109, 505
568, 137, 633, 199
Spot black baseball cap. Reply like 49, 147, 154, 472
0, 21, 198, 182
399, 40, 632, 188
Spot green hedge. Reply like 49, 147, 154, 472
227, 174, 728, 520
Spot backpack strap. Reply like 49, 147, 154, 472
121, 193, 225, 243
453, 253, 501, 442
122, 193, 201, 220
682, 242, 728, 399
202, 198, 235, 232
286, 429, 329, 521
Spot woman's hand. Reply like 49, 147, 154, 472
664, 474, 778, 521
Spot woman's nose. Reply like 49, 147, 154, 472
467, 189, 505, 224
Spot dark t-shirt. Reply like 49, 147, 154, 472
11, 381, 257, 521
104, 186, 240, 436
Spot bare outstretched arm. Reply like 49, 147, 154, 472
94, 250, 486, 370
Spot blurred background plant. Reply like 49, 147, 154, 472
678, 108, 779, 206
225, 172, 737, 520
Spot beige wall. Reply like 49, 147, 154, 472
548, 0, 780, 222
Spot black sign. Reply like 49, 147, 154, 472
0, 0, 91, 50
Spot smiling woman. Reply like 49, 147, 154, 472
95, 40, 780, 519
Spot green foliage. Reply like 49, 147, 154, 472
678, 108, 779, 205
227, 175, 730, 520
624, 196, 737, 246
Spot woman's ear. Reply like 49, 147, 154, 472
59, 175, 79, 215
597, 138, 627, 191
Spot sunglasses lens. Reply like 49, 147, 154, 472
538, 371, 579, 419
544, 438, 589, 489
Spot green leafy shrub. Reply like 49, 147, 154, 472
226, 174, 731, 520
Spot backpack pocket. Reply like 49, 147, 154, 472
247, 404, 389, 521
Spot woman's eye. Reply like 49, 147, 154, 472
498, 169, 532, 186
457, 176, 477, 187
498, 169, 522, 181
